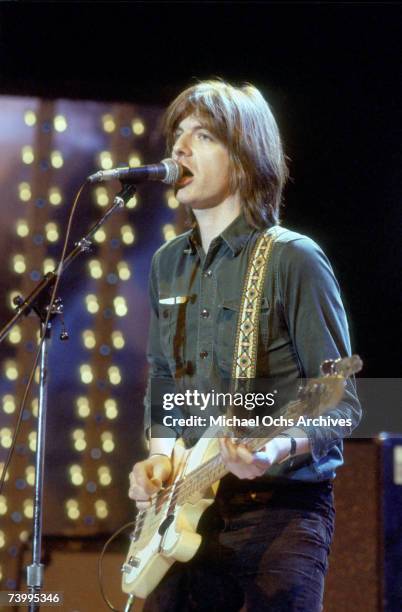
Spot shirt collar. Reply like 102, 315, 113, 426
187, 212, 256, 256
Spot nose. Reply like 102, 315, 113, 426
172, 131, 192, 159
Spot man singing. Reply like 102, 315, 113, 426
128, 80, 361, 610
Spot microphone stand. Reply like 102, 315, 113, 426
0, 183, 136, 611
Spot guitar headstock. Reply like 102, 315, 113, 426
285, 354, 362, 419
320, 355, 363, 378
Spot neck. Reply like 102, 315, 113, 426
192, 195, 241, 253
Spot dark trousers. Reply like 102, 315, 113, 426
143, 477, 335, 612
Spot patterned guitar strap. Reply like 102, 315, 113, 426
227, 225, 283, 431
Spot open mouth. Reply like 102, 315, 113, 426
176, 165, 194, 188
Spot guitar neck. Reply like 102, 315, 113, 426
176, 404, 305, 505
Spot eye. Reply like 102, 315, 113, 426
197, 131, 213, 142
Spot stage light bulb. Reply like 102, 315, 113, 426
19, 531, 29, 543
76, 396, 91, 418
95, 499, 108, 519
21, 146, 34, 164
111, 330, 125, 349
18, 182, 31, 202
0, 428, 12, 449
121, 225, 135, 245
65, 499, 80, 520
4, 360, 18, 381
3, 395, 16, 414
25, 466, 35, 486
166, 190, 179, 209
80, 364, 93, 384
12, 254, 26, 274
16, 219, 30, 237
95, 187, 109, 207
31, 398, 38, 418
69, 464, 84, 486
85, 294, 99, 314
101, 431, 115, 453
128, 153, 141, 168
23, 499, 33, 519
163, 224, 176, 241
43, 258, 56, 274
54, 114, 67, 132
50, 150, 64, 169
102, 114, 116, 133
99, 151, 113, 170
8, 325, 22, 344
72, 428, 85, 440
94, 229, 106, 243
24, 110, 37, 127
104, 398, 118, 419
98, 466, 112, 486
113, 296, 128, 317
108, 366, 122, 385
131, 119, 145, 135
0, 496, 8, 515
72, 428, 86, 452
8, 290, 21, 309
126, 195, 137, 209
45, 222, 59, 243
28, 431, 37, 452
88, 259, 103, 279
49, 187, 62, 206
117, 262, 131, 281
0, 530, 5, 548
82, 329, 96, 349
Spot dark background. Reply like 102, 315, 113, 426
0, 1, 401, 376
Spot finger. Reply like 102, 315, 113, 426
152, 462, 171, 484
224, 437, 239, 462
136, 499, 152, 510
219, 438, 229, 461
133, 466, 159, 496
150, 477, 162, 489
236, 445, 254, 464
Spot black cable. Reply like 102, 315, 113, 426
0, 179, 88, 495
97, 521, 136, 612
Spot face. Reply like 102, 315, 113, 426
172, 114, 234, 209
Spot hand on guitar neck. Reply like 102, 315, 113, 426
128, 428, 310, 509
219, 428, 310, 480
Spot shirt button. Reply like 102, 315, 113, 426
203, 270, 212, 278
201, 308, 209, 318
199, 351, 208, 359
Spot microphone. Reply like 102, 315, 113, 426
87, 158, 182, 185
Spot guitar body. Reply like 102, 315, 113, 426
122, 435, 221, 599
121, 356, 362, 600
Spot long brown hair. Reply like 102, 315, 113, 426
163, 80, 288, 228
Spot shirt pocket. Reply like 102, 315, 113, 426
216, 297, 270, 375
158, 303, 186, 369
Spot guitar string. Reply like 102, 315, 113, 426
133, 424, 292, 545
131, 372, 353, 545
132, 392, 333, 544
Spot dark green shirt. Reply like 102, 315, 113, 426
144, 213, 361, 481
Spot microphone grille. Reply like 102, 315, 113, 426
161, 159, 183, 185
